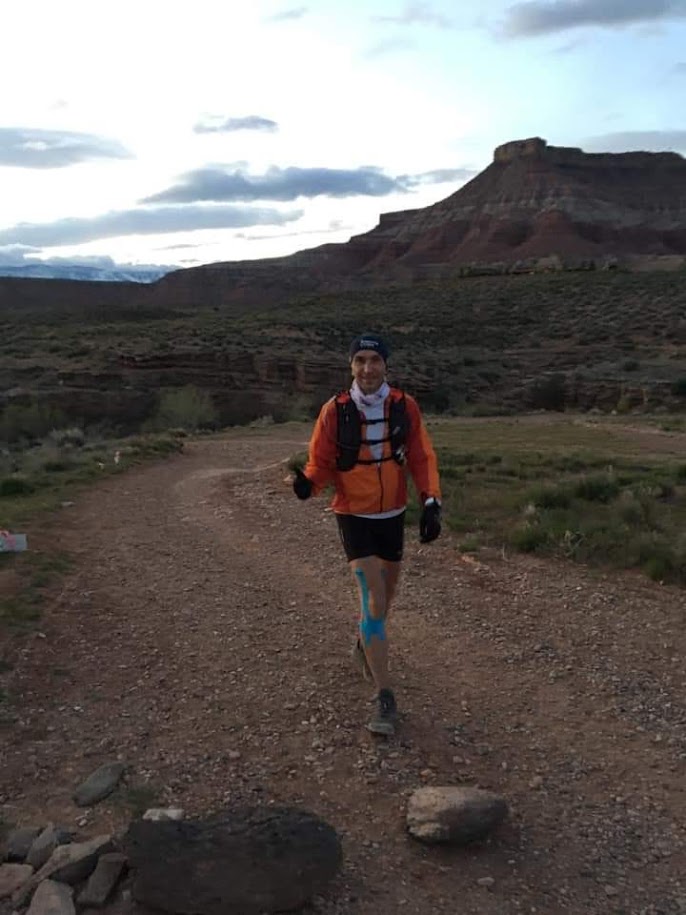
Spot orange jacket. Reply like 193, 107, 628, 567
303, 388, 441, 515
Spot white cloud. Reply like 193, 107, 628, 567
264, 5, 308, 21
0, 204, 303, 248
0, 128, 132, 169
194, 116, 279, 134
372, 2, 454, 28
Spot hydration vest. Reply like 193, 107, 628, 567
335, 390, 408, 472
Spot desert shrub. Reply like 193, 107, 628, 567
0, 403, 67, 445
509, 524, 548, 552
528, 483, 572, 510
627, 532, 685, 584
249, 415, 275, 428
49, 427, 85, 448
286, 451, 307, 472
0, 476, 35, 497
671, 377, 686, 397
614, 491, 649, 526
572, 473, 620, 503
150, 386, 217, 431
42, 459, 74, 473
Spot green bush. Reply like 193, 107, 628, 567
528, 484, 572, 510
42, 459, 74, 473
615, 492, 648, 526
287, 452, 307, 473
49, 427, 85, 448
0, 403, 67, 445
509, 524, 548, 552
150, 386, 218, 431
0, 476, 35, 497
671, 377, 686, 397
572, 474, 620, 503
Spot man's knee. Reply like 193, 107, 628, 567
355, 567, 387, 645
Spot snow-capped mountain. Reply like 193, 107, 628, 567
0, 263, 172, 283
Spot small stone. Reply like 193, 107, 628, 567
73, 762, 126, 807
143, 808, 185, 822
26, 824, 59, 870
26, 879, 75, 914
407, 786, 508, 845
477, 877, 495, 888
0, 864, 33, 900
3, 827, 42, 862
77, 852, 127, 907
604, 885, 619, 897
529, 776, 544, 789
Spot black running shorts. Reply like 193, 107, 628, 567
336, 511, 405, 562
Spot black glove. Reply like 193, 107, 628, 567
293, 468, 313, 501
419, 500, 441, 543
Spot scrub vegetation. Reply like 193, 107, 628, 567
2, 269, 685, 431
426, 416, 686, 585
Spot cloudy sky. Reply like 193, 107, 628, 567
1, 0, 685, 272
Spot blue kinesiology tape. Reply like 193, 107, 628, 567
355, 567, 386, 646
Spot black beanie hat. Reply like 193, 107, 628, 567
349, 333, 389, 362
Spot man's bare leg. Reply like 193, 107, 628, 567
351, 557, 398, 735
350, 556, 390, 690
381, 560, 402, 617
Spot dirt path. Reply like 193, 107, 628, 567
2, 429, 685, 915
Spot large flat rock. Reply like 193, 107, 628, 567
125, 806, 342, 915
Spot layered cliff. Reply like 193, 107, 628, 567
141, 137, 686, 308
354, 137, 686, 267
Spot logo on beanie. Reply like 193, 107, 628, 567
349, 333, 389, 361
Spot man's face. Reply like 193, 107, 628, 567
351, 349, 386, 394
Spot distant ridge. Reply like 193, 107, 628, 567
0, 263, 171, 283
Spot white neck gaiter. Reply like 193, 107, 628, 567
350, 379, 390, 409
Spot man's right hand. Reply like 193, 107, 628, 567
293, 468, 313, 500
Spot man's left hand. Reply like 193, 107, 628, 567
419, 500, 441, 543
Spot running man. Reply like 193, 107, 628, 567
292, 333, 442, 735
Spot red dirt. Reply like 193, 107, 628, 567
1, 428, 684, 914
